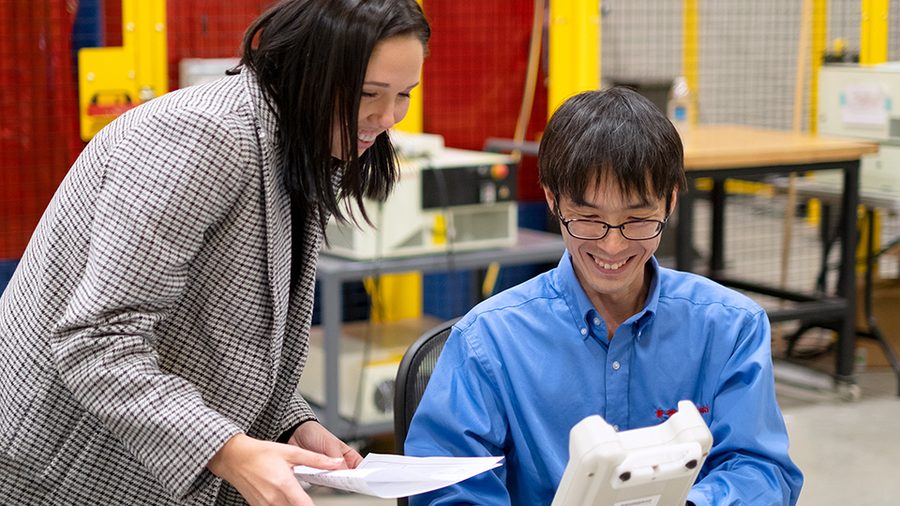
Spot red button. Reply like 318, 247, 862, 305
491, 163, 509, 180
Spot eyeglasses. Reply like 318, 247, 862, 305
557, 211, 668, 241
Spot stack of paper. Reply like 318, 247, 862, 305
294, 453, 504, 499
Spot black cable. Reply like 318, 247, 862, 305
426, 156, 464, 313
348, 200, 385, 440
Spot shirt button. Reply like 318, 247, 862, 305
580, 328, 587, 336
612, 361, 621, 370
613, 425, 620, 431
593, 317, 601, 325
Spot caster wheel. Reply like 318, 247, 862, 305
836, 381, 861, 402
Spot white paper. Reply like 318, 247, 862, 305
293, 453, 503, 499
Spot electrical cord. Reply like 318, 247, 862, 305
348, 154, 460, 440
427, 156, 460, 277
348, 199, 386, 440
512, 0, 544, 164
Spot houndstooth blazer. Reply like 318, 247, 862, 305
0, 69, 327, 505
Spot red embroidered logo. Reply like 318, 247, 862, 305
656, 405, 709, 419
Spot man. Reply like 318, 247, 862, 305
405, 87, 802, 505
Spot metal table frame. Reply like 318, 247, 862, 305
676, 159, 861, 388
774, 175, 900, 395
313, 228, 565, 438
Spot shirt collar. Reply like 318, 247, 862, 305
554, 251, 661, 340
643, 256, 661, 318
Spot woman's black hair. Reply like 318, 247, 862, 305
237, 0, 430, 230
538, 87, 686, 210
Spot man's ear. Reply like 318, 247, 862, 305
542, 186, 556, 213
668, 189, 679, 216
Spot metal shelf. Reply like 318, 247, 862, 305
310, 228, 565, 439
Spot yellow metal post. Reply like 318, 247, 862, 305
127, 0, 168, 100
860, 0, 888, 65
857, 0, 888, 272
393, 41, 423, 135
683, 0, 699, 127
394, 0, 424, 133
371, 0, 424, 323
809, 0, 827, 134
805, 0, 827, 226
548, 0, 600, 116
684, 0, 718, 192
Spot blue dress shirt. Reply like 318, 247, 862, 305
405, 252, 802, 505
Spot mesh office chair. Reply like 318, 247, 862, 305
393, 317, 459, 506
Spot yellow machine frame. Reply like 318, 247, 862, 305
77, 0, 167, 141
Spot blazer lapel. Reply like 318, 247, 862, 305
244, 70, 291, 359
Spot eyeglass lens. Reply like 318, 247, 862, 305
566, 219, 662, 240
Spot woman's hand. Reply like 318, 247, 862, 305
208, 432, 347, 506
287, 421, 363, 469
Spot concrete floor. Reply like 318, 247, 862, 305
782, 382, 900, 505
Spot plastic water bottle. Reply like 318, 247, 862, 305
667, 76, 692, 138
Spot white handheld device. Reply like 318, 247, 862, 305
552, 400, 713, 506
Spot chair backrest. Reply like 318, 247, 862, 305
394, 318, 459, 453
393, 317, 458, 506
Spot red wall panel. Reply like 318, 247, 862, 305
1, 0, 275, 260
103, 0, 122, 46
106, 1, 273, 92
0, 0, 81, 259
422, 0, 548, 201
1, 1, 550, 261
166, 1, 274, 91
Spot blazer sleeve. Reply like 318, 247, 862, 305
277, 391, 319, 442
49, 108, 258, 500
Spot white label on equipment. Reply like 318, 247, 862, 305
840, 83, 889, 128
614, 496, 660, 506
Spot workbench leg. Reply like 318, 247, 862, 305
676, 184, 695, 272
710, 179, 726, 274
859, 209, 900, 396
834, 161, 860, 391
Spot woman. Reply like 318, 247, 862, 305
0, 1, 429, 505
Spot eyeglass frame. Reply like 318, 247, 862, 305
553, 198, 670, 241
